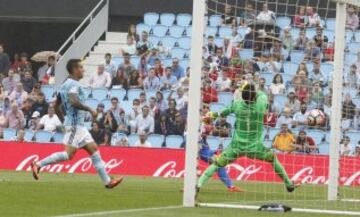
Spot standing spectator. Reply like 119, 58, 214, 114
127, 70, 143, 89
102, 110, 118, 133
9, 83, 28, 106
90, 121, 105, 145
136, 31, 152, 56
212, 117, 231, 137
346, 6, 359, 31
294, 30, 309, 51
294, 6, 307, 27
89, 64, 112, 88
202, 80, 218, 104
306, 6, 322, 27
160, 67, 178, 91
21, 70, 37, 93
104, 53, 116, 76
272, 124, 296, 153
293, 130, 317, 154
31, 92, 48, 117
168, 112, 186, 136
143, 68, 160, 91
0, 108, 7, 137
276, 107, 294, 128
285, 89, 301, 114
111, 69, 128, 90
37, 106, 62, 132
293, 103, 309, 127
121, 36, 136, 56
340, 136, 354, 156
134, 131, 152, 147
0, 44, 10, 78
135, 105, 154, 134
2, 69, 18, 93
269, 74, 286, 95
256, 3, 275, 23
127, 24, 140, 42
171, 58, 185, 80
155, 114, 169, 135
215, 72, 232, 92
109, 97, 122, 124
118, 53, 136, 77
6, 102, 24, 129
18, 52, 32, 75
313, 27, 328, 48
155, 91, 168, 112
37, 56, 55, 83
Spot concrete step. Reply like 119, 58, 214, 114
106, 32, 128, 42
93, 44, 122, 54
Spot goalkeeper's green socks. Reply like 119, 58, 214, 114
198, 164, 218, 188
273, 157, 293, 187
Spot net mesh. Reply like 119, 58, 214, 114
196, 0, 360, 214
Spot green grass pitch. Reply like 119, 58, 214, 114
0, 171, 359, 217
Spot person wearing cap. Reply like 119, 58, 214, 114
134, 131, 152, 148
89, 64, 112, 89
37, 106, 62, 132
28, 110, 41, 130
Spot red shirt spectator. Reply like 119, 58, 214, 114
202, 81, 218, 104
323, 44, 334, 62
264, 111, 277, 127
294, 131, 317, 153
154, 59, 164, 77
296, 86, 308, 103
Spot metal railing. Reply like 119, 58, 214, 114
55, 0, 109, 85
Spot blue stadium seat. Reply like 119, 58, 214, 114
306, 62, 314, 72
84, 122, 92, 130
121, 100, 132, 114
130, 56, 141, 67
147, 134, 165, 148
214, 37, 223, 47
148, 36, 160, 46
205, 26, 218, 37
209, 15, 222, 27
162, 58, 173, 67
179, 59, 190, 69
24, 129, 34, 141
185, 26, 192, 36
325, 18, 336, 31
307, 130, 325, 145
290, 28, 301, 40
346, 30, 354, 43
218, 92, 233, 106
238, 49, 254, 60
222, 137, 231, 149
283, 62, 298, 76
85, 98, 99, 110
152, 25, 168, 37
226, 114, 236, 128
305, 28, 316, 39
320, 63, 334, 76
112, 57, 124, 68
136, 23, 152, 34
145, 90, 157, 100
282, 74, 293, 85
318, 143, 329, 155
323, 29, 335, 43
144, 12, 159, 25
41, 85, 55, 101
260, 73, 273, 86
101, 99, 112, 111
3, 128, 16, 141
169, 25, 185, 37
91, 88, 108, 100
354, 31, 360, 43
35, 131, 53, 143
165, 135, 184, 148
276, 16, 291, 29
237, 26, 249, 37
273, 95, 287, 110
177, 37, 191, 50
53, 132, 64, 143
160, 36, 177, 49
218, 26, 232, 38
82, 87, 91, 98
343, 87, 357, 98
352, 98, 360, 108
177, 13, 192, 27
209, 102, 226, 113
268, 128, 279, 141
128, 134, 139, 146
171, 48, 187, 59
348, 42, 360, 54
160, 13, 176, 26
207, 136, 221, 150
345, 53, 357, 64
127, 89, 142, 101
347, 131, 360, 144
290, 50, 305, 63
110, 88, 127, 101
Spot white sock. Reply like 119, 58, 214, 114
37, 152, 69, 168
91, 151, 111, 185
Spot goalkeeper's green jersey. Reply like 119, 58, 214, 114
220, 91, 268, 150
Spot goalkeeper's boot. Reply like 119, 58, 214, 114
228, 186, 244, 192
31, 161, 40, 180
105, 176, 124, 189
286, 181, 301, 193
195, 185, 201, 202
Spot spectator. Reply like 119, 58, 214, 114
264, 106, 279, 128
342, 93, 356, 121
257, 77, 268, 93
139, 92, 147, 107
127, 70, 143, 89
160, 67, 178, 91
0, 84, 8, 107
138, 56, 149, 78
0, 44, 10, 77
129, 99, 142, 131
28, 111, 40, 131
313, 27, 328, 48
121, 36, 136, 56
148, 97, 160, 118
179, 67, 190, 91
293, 130, 317, 154
95, 103, 105, 123
147, 48, 160, 67
170, 87, 188, 111
306, 6, 322, 27
168, 112, 186, 136
202, 80, 218, 104
240, 3, 256, 25
113, 136, 129, 147
134, 131, 152, 147
294, 30, 309, 51
280, 27, 295, 52
171, 58, 185, 80
322, 42, 334, 62
154, 58, 164, 77
0, 108, 7, 137
118, 53, 136, 77
143, 68, 160, 91
109, 97, 122, 124
136, 31, 152, 56
309, 82, 325, 108
269, 74, 286, 95
272, 124, 296, 153
230, 27, 243, 46
222, 4, 237, 25
135, 105, 154, 134
89, 64, 112, 88
21, 98, 34, 128
206, 36, 218, 56
104, 53, 117, 76
294, 6, 307, 27
243, 28, 256, 49
354, 143, 360, 157
276, 107, 294, 128
293, 103, 309, 127
37, 106, 62, 132
310, 63, 326, 86
165, 99, 179, 122
304, 40, 321, 64
256, 3, 275, 23
28, 83, 42, 102
6, 102, 24, 130
21, 70, 37, 93
90, 121, 105, 145
101, 130, 112, 146
213, 48, 229, 69
2, 69, 18, 93
18, 52, 32, 75
3, 97, 10, 114
155, 91, 168, 112
111, 69, 128, 90
9, 83, 28, 106
340, 136, 354, 156
285, 89, 301, 114
346, 6, 359, 31
117, 110, 130, 134
11, 53, 20, 71
260, 54, 281, 74
12, 129, 27, 142
270, 41, 288, 61
212, 117, 231, 137
37, 56, 55, 83
102, 110, 118, 133
127, 24, 140, 42
31, 92, 49, 117
345, 64, 359, 89
215, 71, 232, 92
155, 114, 169, 135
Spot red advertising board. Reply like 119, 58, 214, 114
1, 142, 359, 186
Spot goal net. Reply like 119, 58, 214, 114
184, 0, 360, 215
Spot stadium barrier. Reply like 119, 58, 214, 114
1, 142, 359, 186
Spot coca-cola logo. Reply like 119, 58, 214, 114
16, 155, 123, 173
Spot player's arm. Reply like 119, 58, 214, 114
69, 93, 92, 113
255, 91, 268, 114
219, 101, 235, 117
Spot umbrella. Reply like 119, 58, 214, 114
31, 51, 60, 62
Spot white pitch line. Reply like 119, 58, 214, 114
51, 205, 182, 217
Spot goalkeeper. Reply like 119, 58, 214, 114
197, 82, 299, 193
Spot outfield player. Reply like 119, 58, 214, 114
197, 82, 299, 194
31, 59, 123, 188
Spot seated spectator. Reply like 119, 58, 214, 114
309, 82, 325, 108
260, 54, 281, 74
322, 42, 334, 62
170, 87, 188, 111
270, 41, 288, 61
354, 51, 360, 74
21, 70, 37, 93
230, 27, 243, 46
21, 98, 34, 128
160, 67, 178, 91
153, 58, 164, 77
179, 67, 190, 91
108, 97, 122, 124
0, 108, 7, 137
139, 92, 148, 108
240, 3, 256, 25
313, 27, 328, 48
37, 106, 62, 132
221, 37, 233, 59
89, 64, 112, 89
346, 6, 359, 31
285, 89, 301, 114
134, 131, 152, 147
37, 55, 55, 83
135, 105, 154, 134
138, 56, 149, 78
28, 111, 40, 131
147, 48, 159, 67
155, 91, 168, 112
127, 24, 140, 42
3, 97, 11, 114
101, 130, 112, 146
340, 135, 354, 156
12, 129, 27, 142
293, 103, 309, 127
118, 53, 136, 77
293, 130, 317, 154
9, 82, 28, 106
294, 6, 307, 28
213, 48, 229, 69
257, 77, 268, 93
104, 53, 116, 76
342, 93, 356, 124
264, 106, 279, 128
306, 6, 322, 27
354, 143, 360, 157
143, 68, 160, 91
111, 69, 128, 90
18, 52, 32, 75
280, 27, 295, 52
155, 114, 169, 135
28, 83, 42, 102
90, 121, 105, 145
171, 58, 185, 80
127, 70, 143, 89
6, 102, 24, 130
0, 83, 8, 106
168, 112, 186, 136
165, 99, 179, 122
215, 71, 232, 92
269, 74, 286, 95
117, 110, 130, 134
0, 44, 10, 78
148, 97, 160, 119
310, 63, 326, 86
136, 31, 152, 56
121, 36, 136, 56
95, 103, 105, 123
345, 64, 359, 89
294, 30, 309, 51
272, 124, 296, 153
222, 4, 237, 26
206, 35, 218, 56
256, 3, 275, 23
212, 117, 231, 137
202, 80, 218, 104
31, 92, 49, 117
102, 110, 118, 133
113, 136, 129, 147
2, 69, 18, 93
304, 40, 321, 64
276, 107, 294, 128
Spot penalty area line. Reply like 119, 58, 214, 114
51, 205, 182, 217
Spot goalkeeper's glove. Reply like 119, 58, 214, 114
207, 111, 219, 120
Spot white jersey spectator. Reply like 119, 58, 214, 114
276, 108, 293, 128
171, 88, 188, 111
104, 53, 117, 77
135, 106, 154, 134
121, 37, 137, 56
134, 132, 152, 148
340, 136, 354, 156
215, 75, 232, 91
306, 7, 322, 27
293, 104, 309, 127
89, 64, 112, 88
38, 107, 62, 132
257, 3, 275, 23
